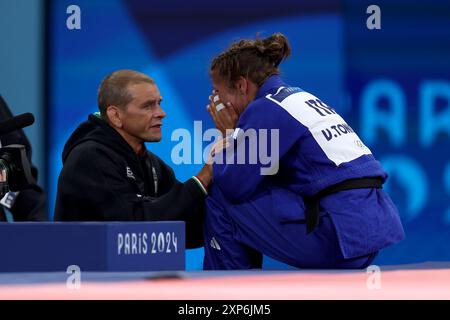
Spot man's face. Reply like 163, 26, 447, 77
120, 82, 166, 143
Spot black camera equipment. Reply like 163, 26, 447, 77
0, 112, 36, 198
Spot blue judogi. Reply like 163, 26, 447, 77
203, 75, 405, 269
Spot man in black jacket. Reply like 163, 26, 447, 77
54, 70, 213, 248
0, 95, 47, 221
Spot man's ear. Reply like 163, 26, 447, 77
106, 105, 123, 128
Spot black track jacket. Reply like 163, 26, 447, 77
54, 113, 205, 248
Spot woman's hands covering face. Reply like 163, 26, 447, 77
207, 90, 239, 137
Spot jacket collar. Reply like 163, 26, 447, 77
255, 75, 287, 99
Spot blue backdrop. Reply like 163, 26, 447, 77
47, 0, 450, 269
344, 0, 450, 264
